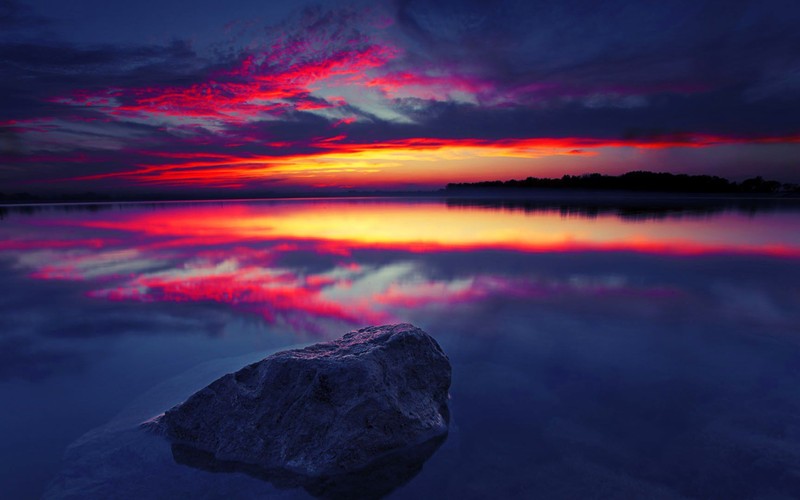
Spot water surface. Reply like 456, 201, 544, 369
1, 198, 799, 498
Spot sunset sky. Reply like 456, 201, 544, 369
2, 0, 799, 194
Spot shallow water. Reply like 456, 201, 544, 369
1, 198, 800, 498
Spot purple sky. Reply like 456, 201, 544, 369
1, 0, 799, 194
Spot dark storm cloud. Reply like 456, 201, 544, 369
0, 39, 209, 120
379, 88, 800, 140
0, 0, 48, 33
392, 0, 800, 102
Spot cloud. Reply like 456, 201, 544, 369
0, 0, 49, 34
391, 0, 800, 103
3, 1, 800, 191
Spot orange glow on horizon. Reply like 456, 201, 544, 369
72, 135, 800, 188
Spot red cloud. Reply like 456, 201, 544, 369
56, 12, 399, 127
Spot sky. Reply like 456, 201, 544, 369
1, 0, 799, 194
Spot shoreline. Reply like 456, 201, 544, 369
2, 189, 799, 208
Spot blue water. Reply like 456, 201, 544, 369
1, 199, 799, 498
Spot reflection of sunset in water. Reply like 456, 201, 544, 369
81, 201, 800, 256
2, 200, 799, 334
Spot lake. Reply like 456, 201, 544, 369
1, 197, 800, 499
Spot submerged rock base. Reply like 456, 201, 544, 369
171, 434, 447, 499
147, 323, 451, 487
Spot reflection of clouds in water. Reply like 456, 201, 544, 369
1, 202, 799, 497
1, 201, 798, 339
322, 261, 417, 301
4, 230, 799, 340
14, 240, 690, 335
30, 249, 163, 280
84, 258, 389, 333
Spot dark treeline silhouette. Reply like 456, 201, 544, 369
3, 171, 799, 205
445, 171, 800, 195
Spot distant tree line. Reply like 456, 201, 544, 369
445, 171, 800, 194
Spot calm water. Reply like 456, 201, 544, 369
1, 198, 800, 499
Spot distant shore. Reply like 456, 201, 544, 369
3, 171, 799, 207
445, 171, 800, 196
2, 190, 799, 209
2, 191, 799, 224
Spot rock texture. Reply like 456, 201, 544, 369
149, 323, 451, 479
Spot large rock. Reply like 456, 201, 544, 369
147, 323, 451, 481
